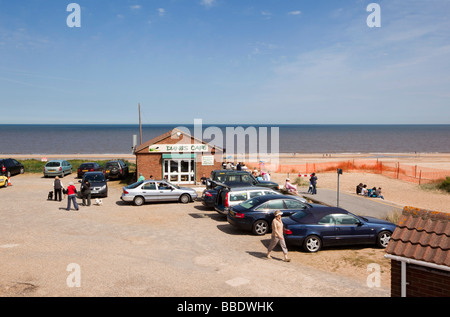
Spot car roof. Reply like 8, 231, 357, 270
227, 186, 275, 192
213, 169, 249, 174
293, 207, 350, 224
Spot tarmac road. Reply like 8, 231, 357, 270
0, 174, 390, 297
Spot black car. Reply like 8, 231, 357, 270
207, 170, 279, 191
77, 162, 103, 178
282, 207, 396, 252
104, 160, 129, 180
0, 158, 24, 177
227, 194, 324, 235
79, 172, 108, 197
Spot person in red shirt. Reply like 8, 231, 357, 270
66, 182, 79, 211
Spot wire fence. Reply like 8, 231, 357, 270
246, 159, 450, 185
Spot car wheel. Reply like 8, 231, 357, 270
4, 180, 8, 188
179, 194, 190, 204
252, 220, 269, 236
377, 231, 392, 248
133, 196, 145, 206
303, 235, 322, 253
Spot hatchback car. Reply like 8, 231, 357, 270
77, 162, 103, 178
43, 160, 72, 178
0, 158, 24, 177
79, 171, 108, 197
121, 180, 198, 206
227, 194, 324, 235
215, 186, 288, 215
282, 207, 396, 253
0, 175, 8, 188
104, 160, 129, 180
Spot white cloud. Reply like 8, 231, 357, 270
201, 0, 216, 7
130, 5, 141, 10
158, 8, 166, 16
287, 11, 301, 15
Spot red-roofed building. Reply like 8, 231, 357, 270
385, 206, 450, 297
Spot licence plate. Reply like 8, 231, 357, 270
48, 169, 55, 172
82, 169, 88, 172
106, 170, 110, 173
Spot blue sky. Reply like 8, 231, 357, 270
0, 0, 449, 124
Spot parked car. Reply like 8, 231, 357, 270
121, 180, 198, 206
0, 175, 8, 188
282, 207, 396, 253
227, 194, 324, 235
79, 171, 108, 198
206, 170, 279, 191
43, 160, 72, 178
215, 185, 295, 215
0, 158, 24, 177
77, 162, 103, 178
104, 160, 129, 180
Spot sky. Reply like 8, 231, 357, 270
0, 0, 449, 125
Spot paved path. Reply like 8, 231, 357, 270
302, 188, 403, 219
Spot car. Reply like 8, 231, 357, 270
121, 179, 198, 206
104, 160, 129, 180
282, 207, 397, 253
227, 194, 324, 235
0, 175, 8, 188
0, 158, 24, 177
215, 185, 293, 215
77, 162, 103, 178
43, 160, 72, 178
79, 171, 108, 198
206, 170, 279, 191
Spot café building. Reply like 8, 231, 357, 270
134, 128, 223, 185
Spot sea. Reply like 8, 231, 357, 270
0, 124, 449, 155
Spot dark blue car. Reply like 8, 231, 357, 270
282, 207, 396, 252
227, 194, 325, 235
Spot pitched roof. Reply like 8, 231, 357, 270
135, 128, 223, 153
386, 206, 450, 267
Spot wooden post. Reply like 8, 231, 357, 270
419, 170, 422, 185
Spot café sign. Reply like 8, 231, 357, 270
149, 144, 209, 153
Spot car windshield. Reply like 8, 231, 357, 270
105, 163, 117, 168
46, 162, 61, 167
238, 197, 264, 210
84, 174, 105, 183
291, 210, 308, 221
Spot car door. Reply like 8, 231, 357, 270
255, 199, 286, 222
141, 181, 159, 202
332, 213, 374, 245
156, 181, 178, 201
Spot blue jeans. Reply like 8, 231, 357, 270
67, 194, 79, 210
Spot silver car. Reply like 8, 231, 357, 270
44, 160, 72, 178
121, 180, 198, 206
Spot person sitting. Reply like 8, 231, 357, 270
375, 187, 384, 200
360, 184, 368, 196
284, 178, 297, 193
356, 183, 363, 195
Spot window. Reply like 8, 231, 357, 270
333, 214, 360, 225
230, 193, 248, 201
284, 199, 306, 210
318, 215, 335, 225
250, 191, 264, 198
241, 174, 253, 183
266, 200, 285, 210
158, 182, 171, 190
143, 182, 156, 190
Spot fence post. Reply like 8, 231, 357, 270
419, 170, 422, 185
397, 162, 400, 179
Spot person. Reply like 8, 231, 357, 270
262, 172, 270, 181
307, 179, 313, 194
149, 175, 154, 180
66, 182, 79, 211
267, 210, 291, 262
137, 173, 145, 182
200, 173, 208, 185
236, 162, 242, 171
356, 183, 363, 195
310, 173, 318, 194
53, 176, 64, 202
284, 178, 297, 193
375, 187, 385, 200
360, 184, 368, 196
81, 179, 91, 207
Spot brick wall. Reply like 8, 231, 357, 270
391, 260, 450, 297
